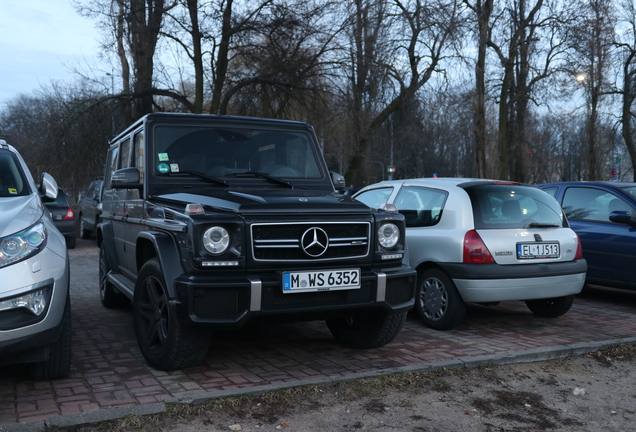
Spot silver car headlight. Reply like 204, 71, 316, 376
0, 222, 47, 268
378, 223, 400, 249
202, 226, 230, 255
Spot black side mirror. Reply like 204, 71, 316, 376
330, 171, 346, 193
111, 167, 142, 189
609, 210, 636, 226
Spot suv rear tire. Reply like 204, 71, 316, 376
79, 215, 91, 239
133, 258, 210, 370
327, 311, 406, 348
525, 294, 575, 318
415, 268, 466, 330
99, 245, 130, 308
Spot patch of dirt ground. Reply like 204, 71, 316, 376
59, 345, 636, 432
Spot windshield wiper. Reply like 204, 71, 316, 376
225, 171, 293, 188
169, 171, 229, 187
524, 222, 561, 228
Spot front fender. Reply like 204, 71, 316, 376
137, 231, 184, 298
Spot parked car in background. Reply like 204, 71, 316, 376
539, 181, 636, 290
0, 140, 71, 379
77, 177, 103, 240
43, 188, 77, 249
354, 178, 587, 330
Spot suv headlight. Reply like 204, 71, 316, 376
378, 223, 400, 249
0, 222, 47, 268
202, 226, 230, 255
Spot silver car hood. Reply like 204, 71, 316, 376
0, 194, 44, 238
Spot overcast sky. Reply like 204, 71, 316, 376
0, 0, 103, 105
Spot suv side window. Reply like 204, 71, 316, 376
133, 131, 145, 184
394, 186, 448, 227
563, 187, 632, 222
120, 137, 132, 169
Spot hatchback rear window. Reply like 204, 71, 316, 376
465, 184, 565, 229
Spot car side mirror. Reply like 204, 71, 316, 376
330, 171, 346, 193
39, 172, 58, 201
111, 167, 142, 189
609, 210, 636, 226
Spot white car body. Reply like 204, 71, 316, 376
354, 178, 587, 329
0, 140, 71, 379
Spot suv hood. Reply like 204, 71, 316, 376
156, 189, 372, 214
0, 195, 44, 237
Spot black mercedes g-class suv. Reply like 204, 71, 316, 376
97, 113, 416, 371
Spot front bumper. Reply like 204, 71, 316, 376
0, 246, 69, 360
174, 266, 417, 328
441, 259, 587, 302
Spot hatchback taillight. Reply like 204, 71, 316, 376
63, 207, 75, 220
574, 233, 583, 259
463, 230, 495, 264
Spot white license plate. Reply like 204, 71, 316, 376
517, 242, 560, 259
282, 269, 361, 293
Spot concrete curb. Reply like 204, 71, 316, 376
5, 337, 636, 432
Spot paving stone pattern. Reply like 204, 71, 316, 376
2, 239, 636, 425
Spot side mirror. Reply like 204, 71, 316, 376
609, 210, 636, 226
39, 173, 58, 201
330, 171, 346, 193
111, 167, 142, 189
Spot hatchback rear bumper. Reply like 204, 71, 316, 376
442, 259, 587, 302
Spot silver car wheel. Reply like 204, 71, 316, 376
420, 276, 448, 321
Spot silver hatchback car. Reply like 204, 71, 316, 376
354, 178, 587, 330
0, 140, 71, 379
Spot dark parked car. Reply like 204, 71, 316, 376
77, 177, 103, 239
539, 181, 636, 290
44, 188, 77, 249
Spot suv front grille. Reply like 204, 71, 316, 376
251, 222, 370, 262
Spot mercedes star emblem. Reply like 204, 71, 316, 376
301, 227, 329, 257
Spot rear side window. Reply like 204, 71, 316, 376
465, 185, 565, 229
0, 149, 29, 197
393, 186, 448, 227
562, 187, 633, 222
354, 187, 393, 209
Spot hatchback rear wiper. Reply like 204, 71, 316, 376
225, 171, 293, 188
170, 171, 229, 187
524, 222, 561, 228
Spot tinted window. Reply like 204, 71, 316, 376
154, 126, 322, 179
562, 187, 633, 222
354, 187, 393, 209
466, 184, 565, 229
48, 189, 70, 206
134, 131, 145, 184
0, 149, 29, 197
541, 187, 558, 198
394, 186, 448, 227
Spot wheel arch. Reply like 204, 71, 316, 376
136, 231, 184, 298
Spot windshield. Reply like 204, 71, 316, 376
465, 184, 566, 229
153, 125, 322, 180
0, 149, 30, 198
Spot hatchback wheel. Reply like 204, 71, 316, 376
416, 268, 466, 330
525, 294, 575, 318
133, 258, 210, 370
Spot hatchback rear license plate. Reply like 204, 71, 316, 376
282, 269, 361, 293
517, 242, 560, 259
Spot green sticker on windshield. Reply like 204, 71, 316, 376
157, 163, 170, 174
158, 152, 169, 161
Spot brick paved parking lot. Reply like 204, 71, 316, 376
2, 239, 636, 428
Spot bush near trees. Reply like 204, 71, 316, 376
2, 0, 636, 196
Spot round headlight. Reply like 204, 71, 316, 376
202, 226, 230, 255
378, 223, 400, 249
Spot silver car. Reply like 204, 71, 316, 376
0, 140, 71, 379
354, 178, 587, 330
